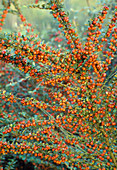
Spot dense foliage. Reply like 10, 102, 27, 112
0, 0, 117, 169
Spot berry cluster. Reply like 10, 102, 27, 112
0, 1, 117, 170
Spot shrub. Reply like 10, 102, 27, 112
0, 0, 117, 169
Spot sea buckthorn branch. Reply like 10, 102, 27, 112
0, 3, 109, 83
0, 6, 9, 31
41, 108, 107, 162
0, 90, 103, 157
0, 32, 67, 74
0, 32, 80, 83
0, 77, 116, 167
0, 0, 117, 169
50, 0, 89, 75
98, 10, 117, 68
87, 88, 117, 168
24, 1, 86, 73
0, 37, 83, 93
0, 129, 104, 169
96, 125, 117, 168
40, 108, 89, 147
50, 0, 80, 49
81, 6, 117, 77
0, 8, 19, 15
0, 61, 113, 157
0, 91, 72, 134
97, 65, 117, 96
25, 2, 51, 10
0, 59, 115, 137
23, 98, 87, 143
1, 89, 110, 165
0, 99, 103, 168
